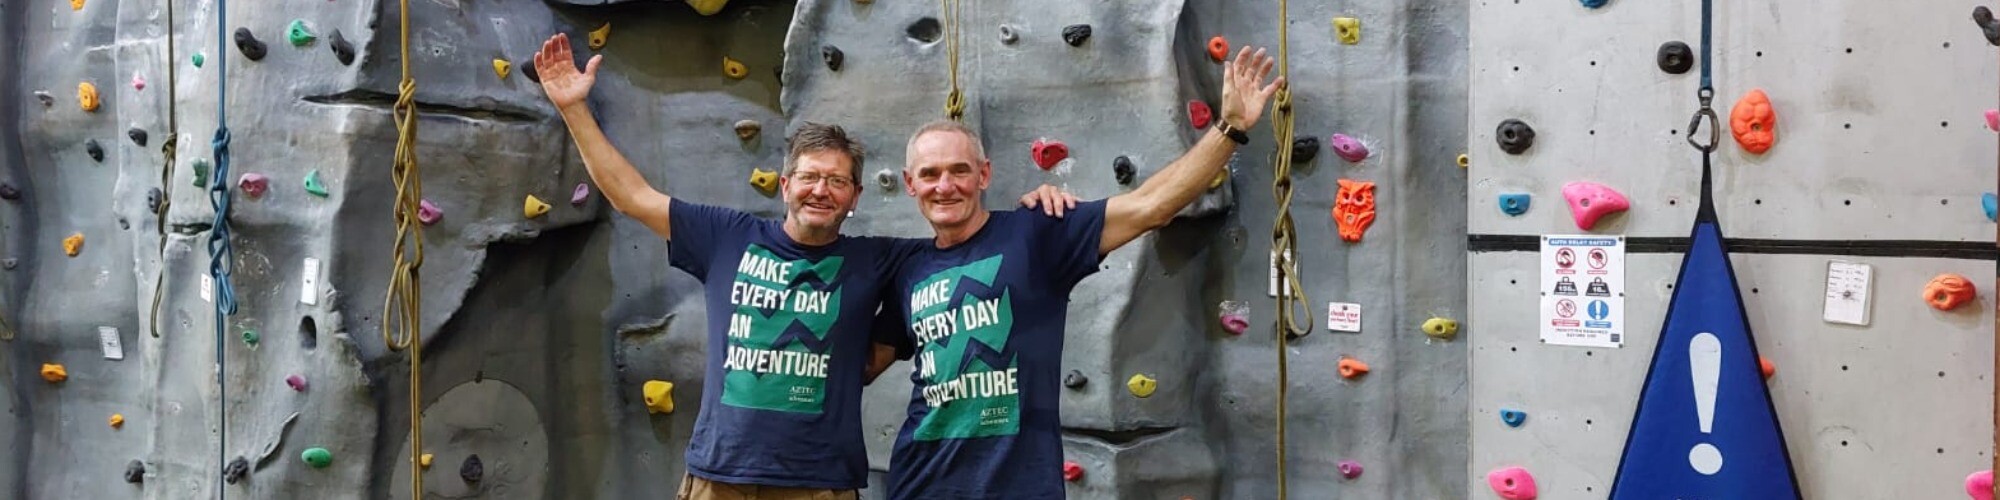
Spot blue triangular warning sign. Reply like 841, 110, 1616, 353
1608, 218, 1801, 499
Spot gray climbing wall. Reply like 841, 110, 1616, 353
1468, 0, 1999, 498
0, 0, 1469, 498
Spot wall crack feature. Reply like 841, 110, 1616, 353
1063, 426, 1180, 449
616, 313, 675, 337
301, 89, 544, 124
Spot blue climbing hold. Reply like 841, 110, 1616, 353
1580, 0, 1608, 8
1982, 192, 1996, 222
1499, 193, 1531, 216
1500, 408, 1527, 427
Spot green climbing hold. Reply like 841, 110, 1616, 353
301, 448, 332, 468
287, 20, 316, 47
191, 159, 211, 188
242, 329, 259, 346
192, 52, 205, 68
304, 170, 328, 197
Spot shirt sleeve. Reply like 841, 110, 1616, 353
666, 198, 757, 280
1035, 198, 1108, 288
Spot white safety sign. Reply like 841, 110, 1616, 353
1540, 235, 1625, 347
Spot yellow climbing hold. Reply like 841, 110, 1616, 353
109, 413, 124, 429
71, 0, 83, 11
588, 23, 611, 50
749, 168, 779, 194
523, 194, 551, 218
685, 0, 728, 15
1421, 317, 1459, 340
78, 82, 99, 112
1126, 373, 1157, 398
1334, 17, 1361, 45
419, 453, 434, 468
643, 380, 675, 414
493, 58, 511, 79
723, 56, 748, 80
1457, 153, 1469, 169
1208, 170, 1228, 190
41, 363, 67, 383
63, 232, 84, 257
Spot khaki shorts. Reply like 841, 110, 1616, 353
676, 473, 858, 500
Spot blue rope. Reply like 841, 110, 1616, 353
208, 0, 235, 495
1699, 0, 1713, 92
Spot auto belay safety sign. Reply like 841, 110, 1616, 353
1540, 235, 1624, 348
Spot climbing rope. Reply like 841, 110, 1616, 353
149, 0, 180, 338
1268, 0, 1312, 497
939, 0, 963, 120
381, 0, 427, 495
207, 0, 238, 495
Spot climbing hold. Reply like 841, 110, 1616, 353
822, 45, 844, 71
2, 259, 15, 270
286, 374, 307, 392
571, 183, 590, 206
1330, 133, 1368, 162
0, 184, 20, 201
1062, 24, 1092, 46
1207, 36, 1229, 62
1457, 153, 1469, 168
998, 25, 1019, 45
749, 168, 779, 194
235, 27, 267, 61
1421, 316, 1458, 340
41, 363, 67, 382
524, 194, 552, 219
1499, 408, 1526, 427
131, 74, 146, 91
493, 58, 511, 79
1982, 192, 1996, 221
78, 82, 99, 112
1291, 137, 1319, 163
876, 169, 897, 191
1498, 194, 1531, 216
1496, 119, 1535, 154
107, 413, 126, 429
238, 173, 270, 199
1976, 7, 2000, 47
242, 330, 259, 346
1729, 88, 1777, 154
1188, 100, 1213, 130
418, 199, 442, 225
1486, 466, 1538, 500
1062, 370, 1088, 389
1219, 300, 1249, 335
643, 380, 675, 414
589, 23, 611, 50
1126, 373, 1157, 398
1580, 0, 1608, 8
1332, 179, 1377, 242
34, 91, 53, 107
1336, 460, 1363, 479
328, 30, 354, 65
223, 456, 249, 484
1967, 469, 1994, 500
1923, 273, 1976, 311
1338, 357, 1369, 379
304, 170, 329, 197
723, 56, 748, 79
1987, 109, 1998, 131
1032, 139, 1069, 170
191, 159, 210, 188
1063, 461, 1084, 481
420, 454, 434, 468
86, 139, 104, 162
1759, 356, 1775, 379
734, 119, 761, 141
521, 58, 540, 83
128, 128, 147, 147
685, 0, 728, 15
1333, 17, 1361, 45
192, 52, 205, 67
71, 0, 83, 11
124, 460, 144, 483
460, 454, 484, 483
1113, 156, 1135, 185
1657, 41, 1693, 74
301, 447, 332, 468
287, 19, 316, 47
1560, 181, 1629, 230
63, 233, 84, 257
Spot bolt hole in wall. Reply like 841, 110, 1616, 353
300, 316, 317, 350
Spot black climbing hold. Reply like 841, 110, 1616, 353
1062, 24, 1091, 46
329, 29, 355, 66
822, 45, 844, 72
34, 91, 53, 107
118, 218, 129, 230
234, 27, 267, 61
1062, 370, 1087, 389
124, 459, 145, 484
1112, 156, 1135, 185
460, 454, 484, 483
1978, 7, 2000, 46
1291, 137, 1320, 163
128, 128, 147, 147
906, 17, 942, 44
1656, 41, 1693, 74
86, 139, 104, 162
146, 188, 163, 213
1496, 119, 1535, 155
0, 183, 18, 201
223, 456, 249, 484
999, 25, 1018, 45
521, 57, 540, 83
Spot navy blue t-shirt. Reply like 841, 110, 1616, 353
668, 198, 916, 490
875, 200, 1107, 499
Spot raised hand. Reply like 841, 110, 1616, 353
1219, 46, 1284, 129
532, 33, 602, 112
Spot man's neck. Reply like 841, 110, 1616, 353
782, 219, 840, 247
932, 210, 991, 248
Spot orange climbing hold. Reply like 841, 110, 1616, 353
1923, 273, 1976, 311
109, 413, 124, 429
1759, 356, 1775, 379
1332, 179, 1377, 242
63, 232, 84, 257
71, 0, 84, 11
41, 363, 67, 383
1729, 88, 1776, 154
1207, 36, 1229, 62
78, 82, 99, 112
1338, 357, 1369, 379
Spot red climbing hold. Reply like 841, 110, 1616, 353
1924, 273, 1976, 311
1062, 461, 1084, 481
1187, 101, 1212, 130
1759, 356, 1775, 380
286, 374, 307, 392
239, 173, 270, 199
1032, 139, 1068, 171
1207, 36, 1229, 62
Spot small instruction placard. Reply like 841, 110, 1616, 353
1327, 302, 1362, 333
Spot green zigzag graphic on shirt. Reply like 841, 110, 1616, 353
908, 254, 1019, 441
721, 243, 844, 414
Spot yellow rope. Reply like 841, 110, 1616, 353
941, 0, 963, 120
381, 0, 426, 495
148, 0, 180, 338
1269, 0, 1311, 496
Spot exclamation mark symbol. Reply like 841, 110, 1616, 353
1688, 332, 1725, 475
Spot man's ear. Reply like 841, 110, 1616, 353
903, 169, 918, 197
977, 160, 993, 190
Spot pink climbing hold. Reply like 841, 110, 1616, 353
1560, 181, 1629, 230
1968, 470, 1994, 500
1336, 460, 1363, 479
1487, 466, 1538, 500
131, 74, 145, 91
1986, 109, 1998, 131
1221, 313, 1248, 335
238, 173, 269, 199
1330, 133, 1368, 162
285, 374, 307, 392
571, 183, 590, 206
1032, 139, 1069, 171
417, 199, 442, 225
1187, 100, 1212, 130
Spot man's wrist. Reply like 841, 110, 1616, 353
1214, 119, 1250, 145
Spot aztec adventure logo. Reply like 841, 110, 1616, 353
906, 255, 1021, 441
721, 244, 843, 414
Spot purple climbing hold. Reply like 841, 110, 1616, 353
0, 183, 19, 201
571, 183, 590, 206
1330, 133, 1368, 162
1337, 460, 1364, 479
239, 173, 270, 199
418, 199, 442, 225
286, 374, 307, 392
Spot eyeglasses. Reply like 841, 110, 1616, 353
791, 171, 855, 190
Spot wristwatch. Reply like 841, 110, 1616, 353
1215, 120, 1249, 145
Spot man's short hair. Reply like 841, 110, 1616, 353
785, 121, 865, 183
905, 119, 987, 169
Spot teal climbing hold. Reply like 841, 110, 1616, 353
1498, 193, 1530, 216
301, 447, 332, 468
1580, 0, 1608, 7
191, 159, 211, 188
192, 52, 205, 68
1500, 408, 1527, 427
242, 329, 259, 346
1982, 192, 1996, 222
304, 170, 328, 197
287, 20, 316, 47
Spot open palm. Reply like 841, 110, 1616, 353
533, 33, 602, 111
